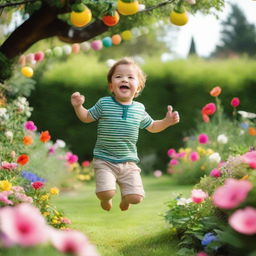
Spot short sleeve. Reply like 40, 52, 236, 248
140, 110, 154, 129
88, 98, 103, 121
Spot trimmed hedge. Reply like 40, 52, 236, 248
29, 55, 256, 173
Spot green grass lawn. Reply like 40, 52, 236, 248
53, 176, 192, 256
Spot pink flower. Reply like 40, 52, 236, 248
201, 103, 216, 122
0, 161, 18, 170
82, 161, 90, 167
31, 181, 44, 190
191, 189, 208, 204
167, 148, 176, 157
198, 134, 209, 144
0, 203, 48, 246
0, 191, 13, 205
231, 97, 240, 107
169, 159, 178, 165
66, 152, 78, 164
153, 170, 162, 178
49, 229, 99, 256
24, 121, 37, 131
60, 217, 72, 224
242, 151, 256, 169
213, 178, 253, 209
210, 168, 221, 178
197, 252, 208, 256
229, 207, 256, 235
189, 152, 200, 162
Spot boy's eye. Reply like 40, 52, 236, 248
129, 76, 134, 79
115, 75, 121, 78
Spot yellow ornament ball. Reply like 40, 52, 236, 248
21, 66, 33, 78
70, 7, 92, 27
170, 10, 189, 26
117, 0, 139, 16
121, 30, 133, 40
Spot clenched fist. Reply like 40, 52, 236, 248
71, 92, 85, 107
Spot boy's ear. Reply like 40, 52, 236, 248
108, 83, 113, 92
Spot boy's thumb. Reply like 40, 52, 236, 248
167, 105, 173, 112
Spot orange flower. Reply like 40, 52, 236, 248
248, 127, 256, 136
17, 154, 29, 165
40, 131, 51, 142
23, 135, 33, 145
210, 86, 222, 97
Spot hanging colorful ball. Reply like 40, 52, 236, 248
34, 51, 45, 62
62, 45, 72, 55
102, 11, 120, 26
45, 49, 53, 57
80, 42, 91, 51
21, 66, 33, 78
102, 37, 112, 48
170, 9, 189, 26
112, 34, 122, 45
72, 43, 80, 53
26, 53, 35, 64
18, 55, 26, 66
121, 30, 133, 40
70, 7, 92, 27
91, 40, 103, 51
53, 46, 63, 57
117, 0, 139, 15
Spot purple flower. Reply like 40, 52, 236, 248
201, 232, 217, 246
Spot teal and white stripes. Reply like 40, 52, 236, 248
88, 96, 153, 163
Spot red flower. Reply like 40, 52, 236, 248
201, 103, 216, 122
17, 154, 29, 165
31, 181, 44, 190
231, 97, 240, 107
40, 131, 51, 143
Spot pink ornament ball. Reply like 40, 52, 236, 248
34, 51, 45, 62
19, 55, 26, 66
26, 53, 35, 64
91, 40, 103, 51
72, 43, 80, 53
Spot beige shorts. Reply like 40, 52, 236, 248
93, 158, 145, 197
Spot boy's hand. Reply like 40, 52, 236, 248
165, 105, 180, 126
71, 92, 85, 107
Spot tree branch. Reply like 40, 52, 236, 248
140, 0, 175, 13
0, 0, 38, 9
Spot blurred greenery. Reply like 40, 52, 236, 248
27, 55, 256, 173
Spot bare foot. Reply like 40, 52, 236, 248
119, 201, 130, 211
100, 200, 112, 211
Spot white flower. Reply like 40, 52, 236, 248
55, 139, 66, 148
217, 134, 228, 144
0, 108, 7, 117
238, 110, 256, 119
209, 152, 221, 163
177, 198, 192, 205
185, 0, 196, 4
240, 130, 245, 135
5, 131, 13, 139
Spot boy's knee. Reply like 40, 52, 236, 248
123, 194, 143, 204
96, 190, 115, 201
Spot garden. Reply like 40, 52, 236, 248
1, 0, 256, 256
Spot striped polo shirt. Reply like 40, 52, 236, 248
88, 96, 154, 163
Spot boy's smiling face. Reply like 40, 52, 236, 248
109, 64, 141, 104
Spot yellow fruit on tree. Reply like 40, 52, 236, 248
117, 0, 139, 16
170, 10, 188, 26
70, 7, 92, 27
21, 66, 33, 77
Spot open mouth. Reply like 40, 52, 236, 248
119, 85, 130, 90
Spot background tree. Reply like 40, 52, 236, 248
212, 3, 256, 58
0, 0, 225, 82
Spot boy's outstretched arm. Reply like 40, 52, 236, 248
71, 92, 95, 123
146, 105, 180, 133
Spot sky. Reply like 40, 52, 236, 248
172, 0, 256, 58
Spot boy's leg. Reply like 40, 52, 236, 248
120, 194, 143, 211
96, 190, 116, 211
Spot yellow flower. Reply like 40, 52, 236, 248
197, 146, 206, 155
50, 187, 59, 195
43, 212, 50, 216
240, 175, 249, 180
51, 219, 59, 224
40, 194, 49, 201
0, 180, 12, 191
206, 149, 214, 155
184, 148, 192, 153
77, 174, 91, 181
200, 165, 206, 170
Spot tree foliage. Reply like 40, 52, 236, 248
0, 0, 225, 81
213, 3, 256, 57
